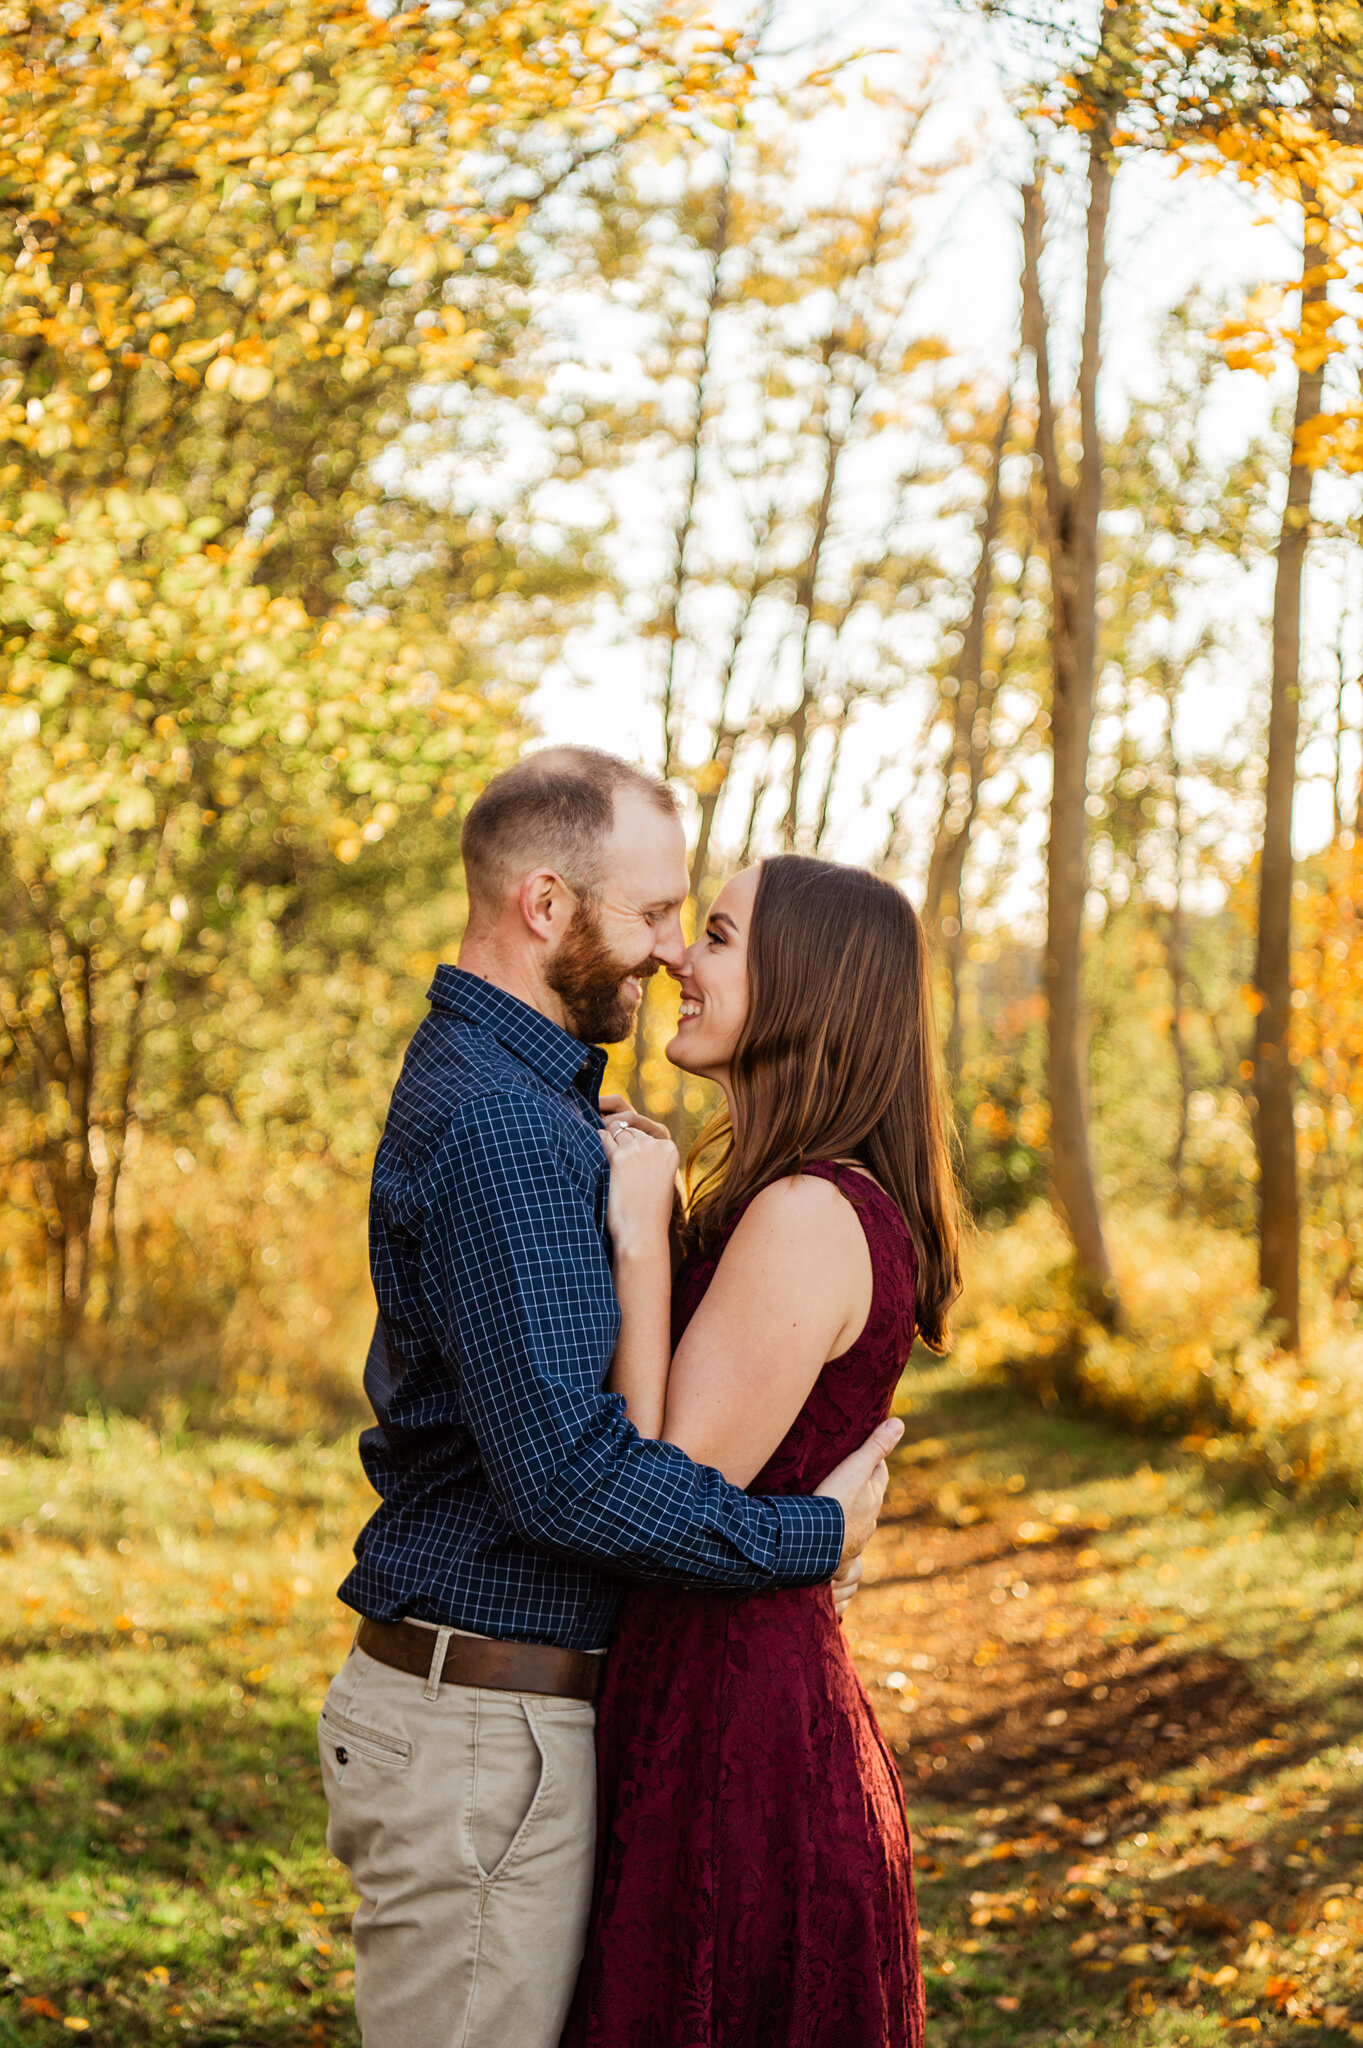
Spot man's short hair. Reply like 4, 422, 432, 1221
460, 746, 679, 913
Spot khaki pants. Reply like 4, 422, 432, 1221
319, 1643, 597, 2048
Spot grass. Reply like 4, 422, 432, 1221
3, 1379, 1363, 2044
0, 1414, 366, 2045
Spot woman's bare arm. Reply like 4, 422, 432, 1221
606, 1238, 673, 1436
602, 1126, 678, 1437
660, 1175, 873, 1487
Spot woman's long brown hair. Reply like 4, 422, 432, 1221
684, 855, 962, 1351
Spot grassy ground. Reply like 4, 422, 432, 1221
0, 1416, 360, 2046
3, 1380, 1363, 2044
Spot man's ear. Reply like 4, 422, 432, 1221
518, 867, 574, 944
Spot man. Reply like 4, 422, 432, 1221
321, 746, 901, 2048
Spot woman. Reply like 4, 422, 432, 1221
562, 854, 961, 2048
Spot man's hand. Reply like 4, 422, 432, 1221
815, 1416, 903, 1569
831, 1550, 863, 1621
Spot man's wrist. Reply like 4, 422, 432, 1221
769, 1494, 844, 1587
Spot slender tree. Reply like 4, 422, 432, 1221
1019, 146, 1117, 1317
1248, 203, 1327, 1350
1085, 3, 1363, 1344
922, 382, 1014, 937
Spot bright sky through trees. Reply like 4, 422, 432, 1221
527, 0, 1357, 899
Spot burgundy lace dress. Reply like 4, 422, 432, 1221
562, 1162, 925, 2048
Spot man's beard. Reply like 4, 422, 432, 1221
546, 900, 655, 1045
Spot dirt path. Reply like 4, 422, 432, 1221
844, 1367, 1363, 2047
857, 1441, 1275, 1812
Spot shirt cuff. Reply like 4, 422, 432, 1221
768, 1494, 845, 1586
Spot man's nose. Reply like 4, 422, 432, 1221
669, 936, 699, 981
649, 911, 687, 971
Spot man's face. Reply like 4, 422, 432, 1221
545, 790, 688, 1045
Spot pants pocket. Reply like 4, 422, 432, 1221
320, 1703, 413, 1771
470, 1694, 547, 1883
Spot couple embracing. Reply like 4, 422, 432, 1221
320, 747, 961, 2048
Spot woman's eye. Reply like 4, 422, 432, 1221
706, 926, 725, 947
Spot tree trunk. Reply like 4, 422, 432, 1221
777, 155, 908, 852
1332, 604, 1349, 841
99, 958, 151, 1320
1166, 877, 1191, 1215
1252, 198, 1326, 1355
657, 154, 732, 779
812, 699, 851, 853
737, 744, 774, 869
779, 384, 841, 849
688, 565, 765, 902
944, 918, 966, 1084
1021, 151, 1118, 1319
7, 894, 101, 1365
923, 388, 1012, 933
625, 161, 733, 1111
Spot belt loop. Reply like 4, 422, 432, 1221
424, 1625, 455, 1702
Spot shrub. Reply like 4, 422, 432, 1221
947, 1202, 1363, 1502
1, 1136, 372, 1439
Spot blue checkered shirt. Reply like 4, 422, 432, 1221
339, 966, 844, 1650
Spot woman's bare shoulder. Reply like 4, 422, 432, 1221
724, 1171, 870, 1264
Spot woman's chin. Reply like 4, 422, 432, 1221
665, 1030, 700, 1075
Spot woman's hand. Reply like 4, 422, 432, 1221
601, 1122, 679, 1437
602, 1123, 680, 1262
599, 1094, 673, 1143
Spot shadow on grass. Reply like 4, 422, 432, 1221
0, 1690, 355, 2046
0, 1691, 328, 1877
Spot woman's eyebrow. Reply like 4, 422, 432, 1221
709, 912, 739, 934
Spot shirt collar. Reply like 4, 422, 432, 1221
428, 964, 607, 1104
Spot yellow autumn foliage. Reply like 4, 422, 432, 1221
0, 0, 748, 480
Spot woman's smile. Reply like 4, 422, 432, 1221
664, 867, 758, 1086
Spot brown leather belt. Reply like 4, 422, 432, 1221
357, 1616, 602, 1704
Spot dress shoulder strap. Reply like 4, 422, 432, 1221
799, 1159, 918, 1292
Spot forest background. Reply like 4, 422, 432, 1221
5, 0, 1361, 1484
6, 4, 1363, 2045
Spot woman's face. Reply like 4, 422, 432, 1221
667, 867, 759, 1089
